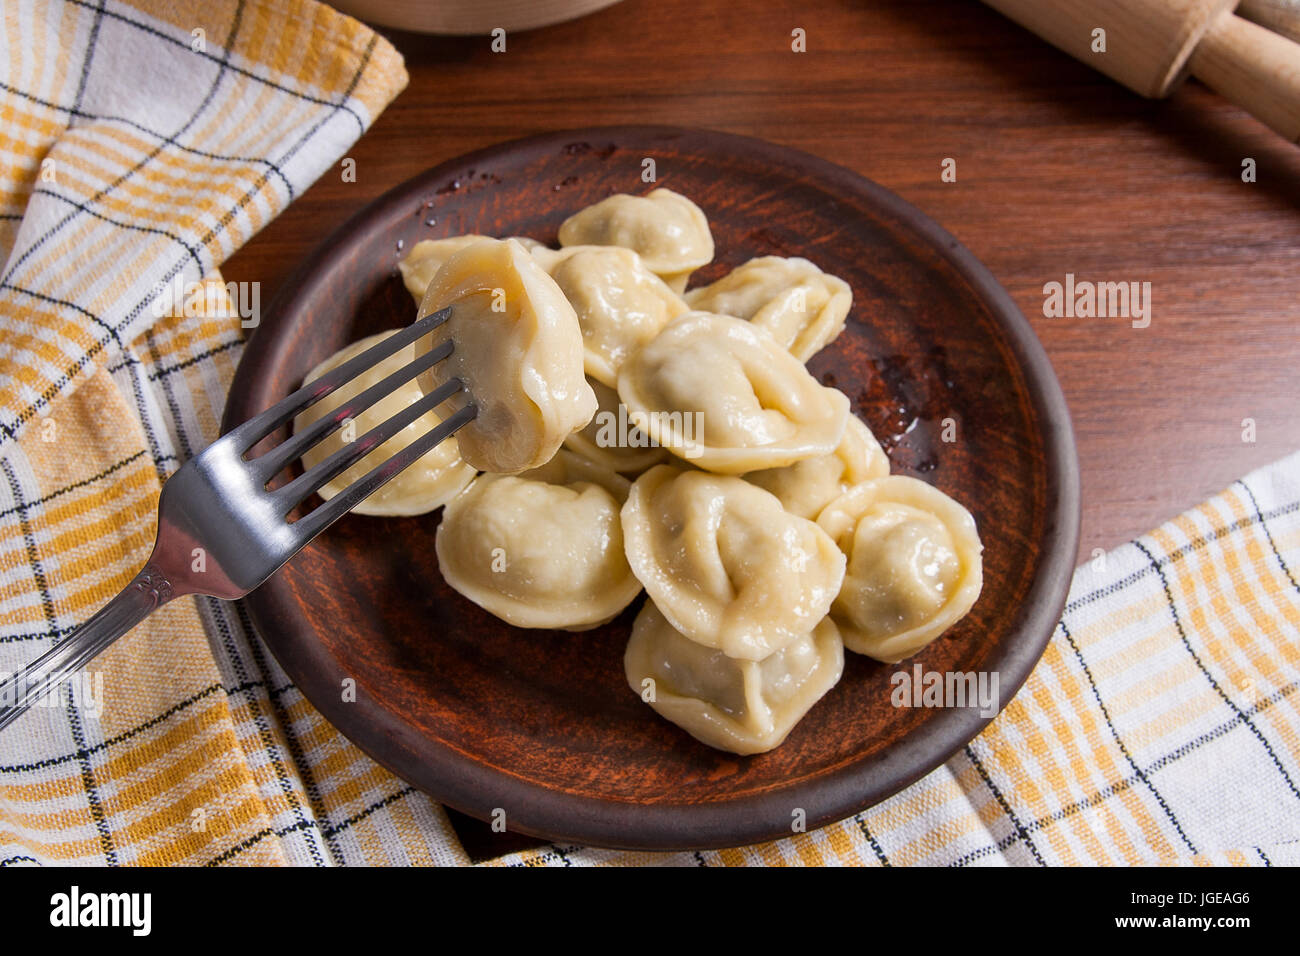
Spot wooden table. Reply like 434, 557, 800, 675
225, 0, 1299, 561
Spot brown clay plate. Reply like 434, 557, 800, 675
223, 126, 1080, 851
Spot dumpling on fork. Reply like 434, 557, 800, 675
414, 238, 596, 474
617, 311, 849, 474
557, 188, 714, 294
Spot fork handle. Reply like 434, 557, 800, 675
0, 564, 174, 731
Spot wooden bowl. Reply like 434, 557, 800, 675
330, 0, 625, 35
222, 126, 1080, 851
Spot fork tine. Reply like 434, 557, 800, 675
274, 375, 467, 512
225, 306, 453, 454
252, 336, 454, 482
293, 401, 477, 542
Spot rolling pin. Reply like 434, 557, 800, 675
980, 0, 1300, 141
1239, 0, 1300, 44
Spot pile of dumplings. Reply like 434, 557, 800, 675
294, 188, 984, 756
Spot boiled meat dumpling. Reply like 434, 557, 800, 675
436, 450, 642, 630
399, 234, 547, 305
743, 415, 888, 519
817, 476, 983, 662
293, 331, 475, 517
563, 377, 668, 475
685, 256, 851, 362
621, 465, 845, 660
399, 235, 491, 303
557, 188, 713, 293
542, 245, 688, 387
624, 602, 844, 755
617, 311, 849, 473
414, 238, 596, 474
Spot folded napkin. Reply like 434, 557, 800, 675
3, 1, 1298, 869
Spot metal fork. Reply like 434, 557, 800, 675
0, 306, 472, 731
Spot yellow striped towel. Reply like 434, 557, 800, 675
0, 0, 435, 865
2, 0, 1298, 868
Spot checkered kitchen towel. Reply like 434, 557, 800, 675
3, 2, 1299, 869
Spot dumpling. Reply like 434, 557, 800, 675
293, 331, 475, 517
400, 235, 549, 306
563, 377, 668, 475
743, 415, 889, 519
557, 188, 714, 293
817, 477, 983, 662
436, 450, 642, 630
414, 238, 597, 474
398, 235, 492, 304
525, 243, 568, 273
685, 256, 852, 362
542, 245, 688, 387
622, 465, 846, 660
624, 602, 844, 755
617, 311, 849, 473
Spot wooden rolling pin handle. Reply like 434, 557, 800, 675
1188, 12, 1300, 142
1237, 0, 1300, 45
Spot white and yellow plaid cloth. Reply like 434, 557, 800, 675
2, 0, 1298, 867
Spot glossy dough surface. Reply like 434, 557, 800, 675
622, 465, 846, 660
415, 238, 596, 474
743, 415, 889, 519
624, 603, 845, 755
543, 245, 688, 386
817, 476, 983, 662
685, 255, 852, 361
398, 235, 491, 303
557, 188, 713, 293
400, 234, 545, 304
294, 331, 475, 517
617, 311, 849, 473
436, 451, 641, 631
